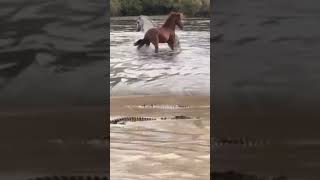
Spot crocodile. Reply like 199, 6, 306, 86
213, 137, 270, 148
110, 116, 267, 148
127, 104, 210, 110
110, 115, 192, 124
129, 104, 191, 109
110, 116, 157, 124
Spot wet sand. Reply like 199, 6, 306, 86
110, 96, 210, 180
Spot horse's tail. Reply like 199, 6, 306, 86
134, 39, 145, 47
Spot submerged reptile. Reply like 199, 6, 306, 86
127, 104, 210, 110
110, 116, 157, 124
110, 115, 268, 148
213, 137, 270, 148
131, 104, 191, 109
110, 115, 192, 124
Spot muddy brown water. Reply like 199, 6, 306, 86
110, 96, 210, 180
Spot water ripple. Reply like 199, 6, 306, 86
110, 16, 210, 96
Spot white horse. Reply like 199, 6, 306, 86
136, 15, 155, 32
135, 15, 180, 48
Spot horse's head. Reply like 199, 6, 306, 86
163, 12, 184, 30
136, 16, 143, 32
173, 12, 183, 30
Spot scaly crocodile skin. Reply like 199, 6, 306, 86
110, 115, 192, 124
213, 137, 270, 148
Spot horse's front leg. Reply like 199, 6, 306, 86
154, 43, 159, 53
167, 34, 175, 51
168, 41, 174, 51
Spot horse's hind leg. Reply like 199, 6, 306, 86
146, 40, 150, 47
151, 37, 159, 53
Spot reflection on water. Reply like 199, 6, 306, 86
110, 16, 210, 96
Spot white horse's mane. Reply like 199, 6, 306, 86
137, 15, 155, 32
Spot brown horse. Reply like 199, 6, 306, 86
134, 12, 183, 53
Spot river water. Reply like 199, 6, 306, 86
110, 16, 210, 180
110, 16, 210, 96
110, 96, 210, 180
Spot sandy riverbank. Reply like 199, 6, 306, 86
110, 95, 210, 180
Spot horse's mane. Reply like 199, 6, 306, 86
162, 12, 183, 28
139, 15, 155, 26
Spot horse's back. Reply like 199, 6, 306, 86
144, 28, 160, 39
